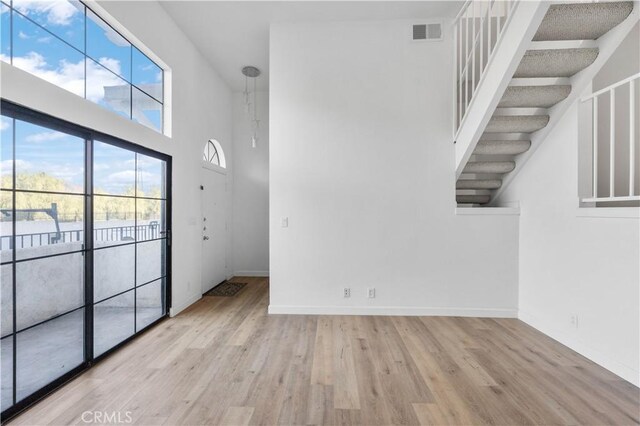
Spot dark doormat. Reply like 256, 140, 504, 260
204, 281, 247, 297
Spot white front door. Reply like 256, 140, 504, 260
201, 166, 227, 293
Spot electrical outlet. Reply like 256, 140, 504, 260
343, 288, 351, 298
367, 288, 375, 298
281, 217, 289, 228
570, 314, 579, 328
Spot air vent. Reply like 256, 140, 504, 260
412, 23, 442, 41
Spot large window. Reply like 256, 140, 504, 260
0, 0, 164, 133
0, 101, 170, 420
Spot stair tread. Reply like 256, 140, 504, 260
456, 179, 503, 190
457, 194, 491, 205
515, 48, 599, 78
499, 85, 571, 108
463, 161, 516, 174
534, 2, 634, 41
486, 115, 549, 133
474, 139, 532, 155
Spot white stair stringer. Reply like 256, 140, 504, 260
489, 1, 639, 206
454, 0, 638, 206
454, 1, 551, 178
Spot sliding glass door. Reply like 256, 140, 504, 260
91, 141, 167, 357
0, 101, 171, 419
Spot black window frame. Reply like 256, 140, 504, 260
0, 99, 172, 422
2, 0, 165, 132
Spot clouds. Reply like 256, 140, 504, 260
8, 51, 85, 97
103, 170, 153, 184
5, 50, 128, 105
0, 157, 84, 187
24, 130, 67, 143
13, 0, 82, 27
0, 117, 10, 131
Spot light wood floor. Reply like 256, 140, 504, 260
10, 277, 640, 425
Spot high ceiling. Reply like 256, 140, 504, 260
160, 1, 463, 92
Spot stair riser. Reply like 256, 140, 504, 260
498, 85, 571, 108
474, 140, 532, 155
456, 180, 502, 190
515, 48, 599, 78
485, 116, 549, 133
457, 195, 491, 204
463, 162, 516, 174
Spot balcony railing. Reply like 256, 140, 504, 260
454, 0, 518, 135
1, 223, 160, 250
581, 73, 640, 203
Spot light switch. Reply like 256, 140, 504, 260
281, 217, 289, 228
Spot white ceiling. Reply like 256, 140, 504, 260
160, 1, 463, 92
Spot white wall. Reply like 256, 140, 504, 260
231, 91, 269, 276
497, 102, 640, 386
269, 20, 520, 316
1, 0, 234, 315
496, 24, 640, 386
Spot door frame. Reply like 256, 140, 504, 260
201, 160, 228, 293
0, 100, 172, 422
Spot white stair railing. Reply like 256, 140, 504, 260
453, 0, 519, 136
581, 73, 640, 203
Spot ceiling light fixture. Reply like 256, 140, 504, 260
242, 66, 261, 148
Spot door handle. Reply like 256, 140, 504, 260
203, 236, 210, 241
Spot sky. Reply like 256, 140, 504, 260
0, 0, 168, 195
1, 114, 166, 196
1, 0, 163, 131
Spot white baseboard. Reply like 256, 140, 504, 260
169, 293, 202, 317
234, 271, 269, 277
268, 305, 517, 318
519, 310, 640, 387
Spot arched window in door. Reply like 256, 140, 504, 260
203, 139, 226, 168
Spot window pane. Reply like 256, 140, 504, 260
93, 140, 135, 196
1, 264, 13, 338
93, 195, 135, 246
86, 58, 131, 119
136, 154, 165, 198
86, 9, 130, 81
16, 252, 84, 331
1, 190, 12, 262
132, 47, 162, 102
15, 192, 84, 259
12, 0, 85, 51
132, 87, 162, 133
136, 239, 164, 285
12, 11, 85, 97
15, 119, 85, 193
136, 279, 163, 331
136, 199, 164, 242
94, 290, 134, 357
1, 336, 13, 411
1, 3, 10, 63
1, 116, 13, 189
94, 244, 134, 302
16, 309, 83, 401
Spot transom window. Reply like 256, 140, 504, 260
203, 139, 226, 168
0, 0, 165, 133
